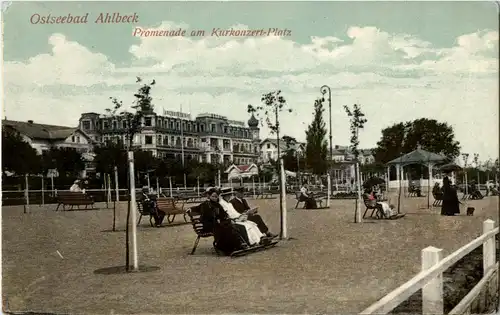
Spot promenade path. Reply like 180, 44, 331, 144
2, 195, 498, 314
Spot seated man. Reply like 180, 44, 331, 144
230, 187, 277, 238
141, 187, 166, 227
300, 184, 317, 209
218, 188, 271, 246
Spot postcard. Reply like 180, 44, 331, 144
2, 1, 499, 314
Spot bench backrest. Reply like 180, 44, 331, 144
136, 201, 152, 215
156, 198, 176, 211
363, 197, 377, 209
57, 192, 89, 200
187, 205, 212, 236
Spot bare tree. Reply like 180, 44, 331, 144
106, 78, 156, 271
248, 90, 292, 238
344, 104, 367, 223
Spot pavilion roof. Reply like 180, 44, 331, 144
386, 148, 447, 166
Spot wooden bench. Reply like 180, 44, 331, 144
433, 192, 443, 206
55, 192, 94, 211
363, 198, 383, 219
187, 205, 215, 255
295, 191, 306, 209
136, 201, 155, 227
408, 186, 421, 197
157, 197, 188, 224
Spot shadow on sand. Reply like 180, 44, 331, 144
94, 265, 161, 275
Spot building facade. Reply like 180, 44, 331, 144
78, 110, 261, 165
3, 119, 94, 155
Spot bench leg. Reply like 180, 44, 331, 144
167, 215, 176, 224
137, 214, 142, 226
295, 201, 299, 209
191, 236, 201, 255
56, 203, 61, 211
363, 208, 369, 219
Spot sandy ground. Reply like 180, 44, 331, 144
2, 195, 499, 314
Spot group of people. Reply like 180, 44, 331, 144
197, 187, 277, 255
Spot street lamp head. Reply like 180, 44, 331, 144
320, 85, 331, 96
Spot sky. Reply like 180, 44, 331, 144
2, 1, 499, 162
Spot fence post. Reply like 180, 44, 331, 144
482, 219, 496, 273
114, 166, 120, 202
24, 174, 30, 213
41, 176, 45, 206
422, 246, 444, 315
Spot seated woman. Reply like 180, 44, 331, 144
198, 188, 249, 255
218, 188, 269, 246
300, 185, 317, 209
364, 187, 397, 218
432, 182, 443, 198
70, 180, 83, 192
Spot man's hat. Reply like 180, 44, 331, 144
219, 187, 233, 196
234, 186, 245, 193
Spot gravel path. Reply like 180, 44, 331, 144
2, 195, 498, 314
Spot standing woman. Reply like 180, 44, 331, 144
441, 175, 460, 216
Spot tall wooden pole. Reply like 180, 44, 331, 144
128, 152, 139, 271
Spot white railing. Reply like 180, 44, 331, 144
360, 219, 499, 315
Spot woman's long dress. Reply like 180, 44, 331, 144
198, 200, 245, 254
219, 199, 264, 245
441, 183, 460, 216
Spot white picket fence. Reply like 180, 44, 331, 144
360, 219, 499, 315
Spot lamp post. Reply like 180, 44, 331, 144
320, 85, 333, 162
462, 153, 469, 196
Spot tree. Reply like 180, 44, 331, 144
344, 104, 368, 223
43, 147, 85, 178
107, 77, 156, 272
305, 98, 328, 175
248, 90, 292, 239
374, 118, 461, 164
2, 127, 41, 176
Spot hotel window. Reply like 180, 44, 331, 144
158, 120, 163, 128
76, 136, 80, 143
145, 136, 153, 145
112, 121, 117, 129
72, 136, 75, 142
157, 135, 162, 145
267, 143, 271, 149
122, 121, 128, 129
164, 136, 168, 146
176, 122, 180, 130
211, 124, 216, 132
82, 120, 91, 130
145, 117, 152, 127
200, 124, 205, 132
224, 126, 228, 133
103, 121, 109, 129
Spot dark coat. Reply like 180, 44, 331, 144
197, 200, 245, 254
441, 177, 460, 215
230, 197, 250, 214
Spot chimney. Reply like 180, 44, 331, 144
28, 120, 34, 124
